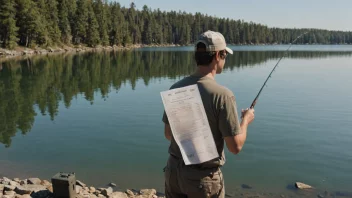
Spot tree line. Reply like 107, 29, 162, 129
1, 50, 352, 147
0, 0, 352, 50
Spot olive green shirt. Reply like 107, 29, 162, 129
162, 74, 241, 168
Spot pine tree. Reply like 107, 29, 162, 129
86, 1, 99, 47
58, 0, 72, 44
109, 2, 124, 46
93, 0, 109, 45
0, 0, 19, 49
73, 0, 89, 44
45, 0, 61, 44
15, 0, 46, 47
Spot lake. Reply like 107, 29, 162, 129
1, 45, 352, 197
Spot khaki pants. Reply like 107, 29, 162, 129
164, 155, 225, 198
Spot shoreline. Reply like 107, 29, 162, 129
2, 43, 352, 63
0, 44, 183, 63
1, 176, 351, 198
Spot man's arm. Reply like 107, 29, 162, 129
164, 124, 172, 141
224, 108, 254, 154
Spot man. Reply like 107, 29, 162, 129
162, 30, 255, 198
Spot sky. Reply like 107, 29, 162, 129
114, 0, 352, 31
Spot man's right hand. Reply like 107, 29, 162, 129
241, 108, 255, 125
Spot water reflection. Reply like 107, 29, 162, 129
0, 50, 351, 147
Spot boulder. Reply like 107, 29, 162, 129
140, 189, 156, 196
2, 195, 15, 198
89, 187, 96, 193
101, 187, 113, 196
14, 185, 46, 195
4, 185, 16, 191
295, 182, 313, 189
76, 180, 86, 187
0, 184, 5, 191
27, 178, 41, 185
9, 181, 18, 187
4, 191, 15, 196
13, 179, 20, 183
1, 177, 11, 185
79, 189, 90, 196
20, 180, 27, 186
125, 189, 135, 198
94, 190, 101, 196
40, 180, 51, 187
15, 195, 32, 198
76, 185, 83, 194
109, 192, 128, 198
31, 189, 52, 198
47, 185, 53, 193
14, 186, 33, 195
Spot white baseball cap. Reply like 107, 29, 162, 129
195, 30, 233, 54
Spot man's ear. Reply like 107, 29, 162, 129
215, 51, 221, 61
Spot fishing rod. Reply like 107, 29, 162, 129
249, 31, 309, 109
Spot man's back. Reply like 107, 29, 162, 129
162, 74, 241, 168
162, 30, 254, 198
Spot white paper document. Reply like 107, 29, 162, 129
160, 84, 219, 165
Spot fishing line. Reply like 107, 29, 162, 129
250, 31, 309, 109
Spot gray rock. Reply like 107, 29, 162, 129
27, 178, 41, 185
40, 180, 51, 187
4, 191, 15, 196
9, 181, 18, 187
4, 185, 16, 191
76, 185, 83, 194
125, 189, 135, 197
89, 187, 96, 193
76, 180, 86, 187
20, 180, 27, 186
101, 187, 113, 196
2, 195, 15, 198
14, 185, 46, 195
94, 190, 101, 195
1, 177, 11, 185
15, 185, 33, 195
79, 189, 89, 196
109, 192, 128, 198
15, 195, 31, 198
295, 182, 313, 189
140, 189, 156, 196
31, 189, 52, 198
109, 183, 117, 187
13, 178, 20, 183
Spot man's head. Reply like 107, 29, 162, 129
194, 30, 233, 74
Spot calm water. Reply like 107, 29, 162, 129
1, 45, 352, 197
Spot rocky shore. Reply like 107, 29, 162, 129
0, 176, 163, 198
0, 43, 182, 61
2, 176, 352, 198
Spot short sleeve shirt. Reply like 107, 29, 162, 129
162, 74, 241, 168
